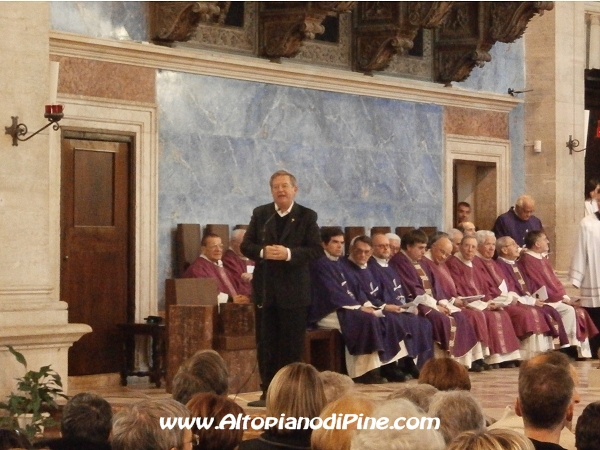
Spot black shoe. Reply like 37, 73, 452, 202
468, 363, 483, 373
381, 364, 407, 383
353, 369, 388, 384
499, 361, 516, 369
490, 363, 500, 370
248, 392, 266, 407
401, 358, 420, 379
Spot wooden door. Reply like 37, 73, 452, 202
61, 136, 132, 375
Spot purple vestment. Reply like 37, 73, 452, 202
492, 207, 543, 247
446, 255, 521, 356
389, 252, 478, 358
182, 256, 244, 297
496, 257, 568, 345
517, 252, 599, 341
421, 255, 489, 347
308, 255, 402, 362
222, 249, 253, 296
474, 256, 550, 338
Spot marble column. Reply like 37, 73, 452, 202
588, 14, 600, 69
523, 2, 586, 271
0, 3, 90, 397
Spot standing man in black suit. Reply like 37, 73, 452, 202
241, 170, 321, 407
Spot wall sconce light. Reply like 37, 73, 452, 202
5, 105, 64, 146
533, 140, 542, 153
566, 135, 586, 154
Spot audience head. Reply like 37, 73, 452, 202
418, 357, 471, 391
60, 392, 113, 443
446, 429, 535, 450
428, 390, 486, 444
200, 233, 223, 263
459, 235, 478, 261
515, 195, 536, 221
319, 370, 354, 404
185, 392, 244, 450
311, 395, 375, 450
351, 398, 445, 450
270, 170, 298, 211
321, 227, 345, 257
524, 350, 581, 405
428, 235, 453, 265
172, 350, 229, 405
0, 429, 32, 450
524, 230, 548, 252
447, 228, 463, 255
496, 236, 519, 260
586, 178, 600, 201
349, 235, 373, 266
456, 202, 472, 224
387, 383, 439, 412
229, 228, 246, 255
400, 229, 428, 262
385, 233, 401, 256
457, 221, 476, 236
575, 401, 600, 450
516, 363, 574, 433
371, 234, 391, 261
475, 230, 496, 259
111, 398, 192, 450
266, 363, 326, 435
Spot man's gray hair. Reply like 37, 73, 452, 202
516, 194, 535, 208
475, 230, 495, 246
111, 398, 190, 450
447, 228, 462, 240
269, 170, 297, 187
427, 390, 486, 444
385, 233, 401, 243
496, 235, 513, 253
230, 228, 246, 242
387, 384, 439, 412
351, 399, 445, 450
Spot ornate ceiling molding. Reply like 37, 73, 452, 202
353, 2, 453, 73
433, 1, 554, 84
259, 2, 357, 59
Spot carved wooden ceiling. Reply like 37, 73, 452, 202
150, 1, 554, 84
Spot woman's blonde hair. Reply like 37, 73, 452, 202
266, 362, 326, 434
446, 429, 535, 450
311, 395, 375, 450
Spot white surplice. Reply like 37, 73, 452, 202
569, 213, 600, 307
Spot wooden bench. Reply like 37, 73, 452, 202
302, 328, 344, 374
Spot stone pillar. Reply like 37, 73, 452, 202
588, 14, 600, 69
524, 3, 586, 271
0, 3, 90, 397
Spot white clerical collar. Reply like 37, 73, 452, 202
455, 252, 473, 267
324, 249, 339, 261
275, 201, 294, 217
348, 255, 367, 269
201, 254, 223, 267
523, 249, 544, 260
475, 252, 493, 262
400, 249, 418, 264
424, 251, 434, 262
498, 256, 516, 265
373, 255, 388, 267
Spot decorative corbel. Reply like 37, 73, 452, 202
259, 2, 357, 59
150, 1, 222, 43
353, 2, 453, 73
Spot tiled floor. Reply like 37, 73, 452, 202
69, 359, 600, 434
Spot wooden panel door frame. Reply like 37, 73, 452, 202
444, 134, 511, 231
49, 96, 158, 323
61, 130, 137, 326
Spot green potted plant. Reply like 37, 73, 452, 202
0, 345, 67, 439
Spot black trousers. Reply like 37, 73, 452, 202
257, 303, 307, 390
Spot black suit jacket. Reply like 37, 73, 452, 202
241, 202, 321, 308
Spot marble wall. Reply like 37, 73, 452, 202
50, 1, 148, 42
157, 71, 443, 306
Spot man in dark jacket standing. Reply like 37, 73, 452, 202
241, 170, 321, 407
